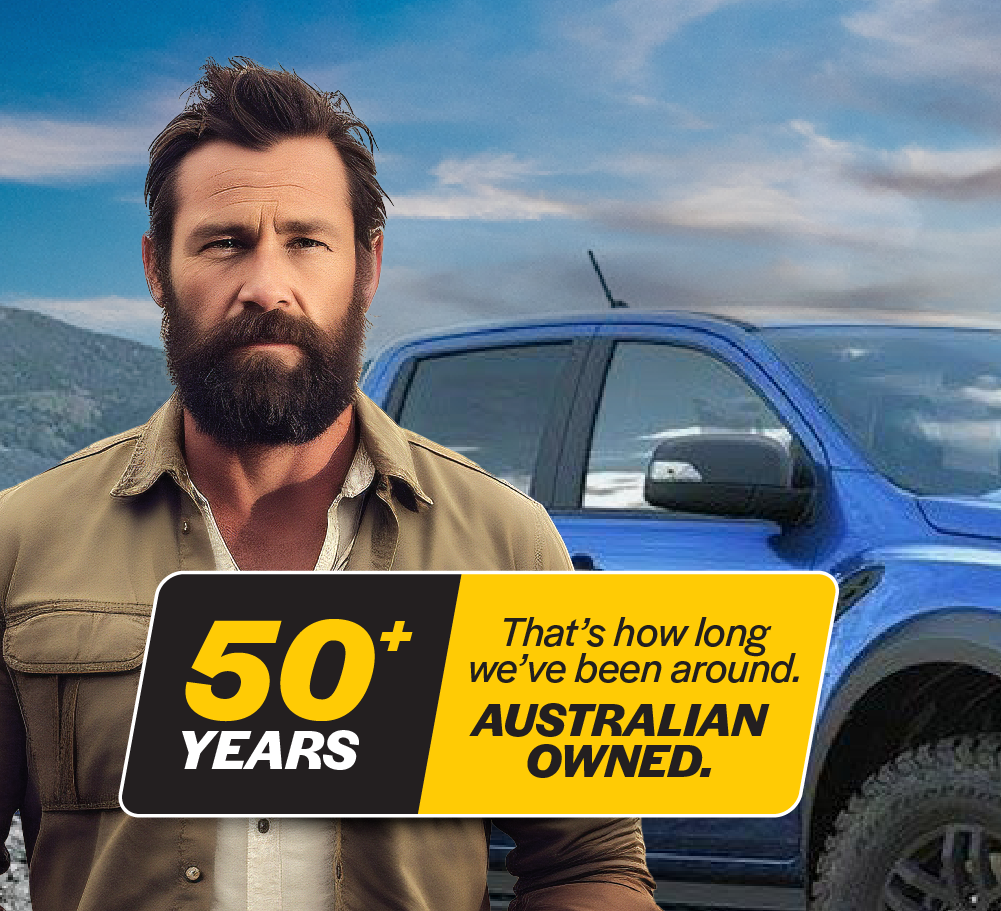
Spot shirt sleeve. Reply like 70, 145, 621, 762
494, 817, 658, 910
0, 660, 27, 877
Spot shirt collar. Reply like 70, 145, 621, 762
352, 391, 433, 508
110, 394, 191, 498
110, 391, 433, 508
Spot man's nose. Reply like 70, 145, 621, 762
236, 243, 294, 312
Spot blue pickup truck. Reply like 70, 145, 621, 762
362, 310, 1001, 911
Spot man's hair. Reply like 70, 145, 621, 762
145, 57, 388, 269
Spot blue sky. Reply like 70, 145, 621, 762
4, 0, 1001, 353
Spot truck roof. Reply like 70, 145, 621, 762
370, 306, 1001, 354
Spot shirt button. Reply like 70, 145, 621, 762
185, 866, 202, 882
181, 520, 191, 535
257, 818, 270, 834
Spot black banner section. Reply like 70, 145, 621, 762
121, 573, 458, 816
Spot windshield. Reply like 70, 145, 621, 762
763, 327, 1001, 498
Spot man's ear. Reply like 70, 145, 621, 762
360, 230, 384, 313
142, 235, 165, 308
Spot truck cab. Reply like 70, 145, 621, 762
363, 311, 1001, 910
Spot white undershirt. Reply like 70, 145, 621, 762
187, 442, 375, 911
190, 441, 375, 574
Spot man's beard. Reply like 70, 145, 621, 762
161, 281, 369, 448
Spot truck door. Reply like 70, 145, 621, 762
550, 334, 820, 573
548, 329, 825, 876
381, 323, 825, 880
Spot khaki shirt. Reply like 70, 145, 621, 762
0, 393, 657, 911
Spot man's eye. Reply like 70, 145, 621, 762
203, 238, 240, 251
290, 237, 327, 249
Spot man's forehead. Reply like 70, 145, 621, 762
173, 136, 351, 220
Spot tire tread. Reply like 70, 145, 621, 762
811, 734, 1001, 910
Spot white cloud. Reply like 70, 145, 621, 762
788, 120, 858, 160
843, 0, 1001, 83
793, 119, 1001, 200
0, 116, 150, 182
566, 0, 758, 81
889, 148, 1001, 174
588, 123, 920, 245
433, 153, 543, 187
392, 124, 1001, 249
790, 118, 1001, 192
661, 183, 816, 232
1, 295, 162, 347
392, 153, 580, 220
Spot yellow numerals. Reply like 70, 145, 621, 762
281, 619, 375, 721
186, 619, 374, 722
185, 621, 280, 721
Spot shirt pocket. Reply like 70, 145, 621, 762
2, 606, 148, 810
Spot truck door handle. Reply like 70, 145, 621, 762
571, 553, 601, 571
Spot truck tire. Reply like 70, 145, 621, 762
811, 735, 1001, 910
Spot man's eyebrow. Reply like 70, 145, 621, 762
186, 219, 343, 243
276, 218, 340, 236
188, 222, 251, 242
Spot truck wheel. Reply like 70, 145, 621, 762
811, 735, 1001, 910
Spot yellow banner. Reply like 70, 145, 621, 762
421, 572, 835, 816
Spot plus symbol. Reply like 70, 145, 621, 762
380, 621, 413, 652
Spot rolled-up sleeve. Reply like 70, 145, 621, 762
495, 817, 658, 910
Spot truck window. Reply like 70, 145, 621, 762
583, 342, 790, 509
397, 343, 572, 494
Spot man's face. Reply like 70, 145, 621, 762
143, 136, 382, 447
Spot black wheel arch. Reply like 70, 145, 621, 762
802, 608, 1001, 882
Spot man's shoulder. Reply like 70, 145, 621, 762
402, 428, 537, 505
355, 390, 542, 513
60, 425, 146, 465
394, 427, 573, 572
0, 424, 144, 515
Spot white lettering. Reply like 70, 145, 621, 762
182, 730, 219, 769
244, 730, 284, 770
285, 730, 326, 769
323, 730, 359, 770
182, 730, 359, 770
212, 731, 251, 769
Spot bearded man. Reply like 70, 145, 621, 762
0, 58, 658, 910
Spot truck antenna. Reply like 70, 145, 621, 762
588, 250, 628, 308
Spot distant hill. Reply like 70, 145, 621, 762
0, 305, 173, 488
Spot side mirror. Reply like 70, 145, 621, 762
644, 433, 814, 527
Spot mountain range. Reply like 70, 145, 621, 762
0, 305, 173, 489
